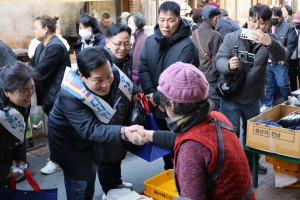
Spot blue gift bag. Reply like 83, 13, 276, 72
127, 96, 171, 162
0, 170, 58, 200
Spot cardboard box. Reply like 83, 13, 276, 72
246, 105, 300, 158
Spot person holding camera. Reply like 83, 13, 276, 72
215, 4, 287, 174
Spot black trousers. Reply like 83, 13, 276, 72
154, 117, 174, 170
97, 161, 122, 194
289, 58, 300, 92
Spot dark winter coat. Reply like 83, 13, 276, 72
139, 18, 199, 119
48, 67, 126, 181
93, 47, 140, 164
267, 20, 298, 62
216, 17, 240, 39
215, 24, 287, 104
0, 40, 16, 68
192, 21, 223, 82
74, 33, 106, 56
29, 35, 71, 110
0, 103, 29, 189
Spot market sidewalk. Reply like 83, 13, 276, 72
21, 127, 300, 200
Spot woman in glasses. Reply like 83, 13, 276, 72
95, 24, 141, 200
29, 15, 71, 175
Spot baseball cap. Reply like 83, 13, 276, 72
119, 12, 130, 19
202, 5, 221, 20
220, 9, 228, 17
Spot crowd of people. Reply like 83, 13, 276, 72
1, 1, 300, 200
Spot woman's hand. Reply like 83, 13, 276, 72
6, 168, 15, 178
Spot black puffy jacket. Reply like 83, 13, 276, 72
267, 20, 298, 62
29, 35, 71, 110
93, 48, 140, 164
48, 67, 128, 181
73, 33, 106, 56
139, 19, 199, 119
0, 103, 29, 189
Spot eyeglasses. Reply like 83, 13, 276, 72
108, 38, 131, 49
248, 18, 268, 27
39, 16, 45, 27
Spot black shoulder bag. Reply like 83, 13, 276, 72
215, 46, 255, 97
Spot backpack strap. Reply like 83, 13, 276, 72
241, 185, 253, 200
205, 118, 228, 190
195, 29, 212, 62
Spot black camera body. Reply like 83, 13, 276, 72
234, 46, 255, 64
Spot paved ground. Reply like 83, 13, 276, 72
18, 125, 300, 200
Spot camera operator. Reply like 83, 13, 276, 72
215, 4, 287, 174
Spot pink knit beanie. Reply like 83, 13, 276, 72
157, 62, 209, 103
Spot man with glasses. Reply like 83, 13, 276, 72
260, 7, 298, 112
96, 24, 140, 200
138, 1, 199, 171
215, 4, 287, 174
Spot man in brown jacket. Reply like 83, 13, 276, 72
192, 5, 222, 110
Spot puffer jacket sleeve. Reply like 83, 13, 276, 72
178, 42, 200, 67
283, 26, 298, 62
58, 90, 123, 143
267, 35, 288, 62
0, 163, 10, 179
215, 33, 234, 75
12, 143, 26, 162
153, 130, 176, 150
139, 42, 157, 95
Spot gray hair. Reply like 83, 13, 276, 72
127, 13, 146, 29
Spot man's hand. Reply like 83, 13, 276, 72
128, 125, 154, 142
145, 93, 157, 107
125, 125, 149, 145
229, 57, 240, 71
6, 167, 15, 178
252, 29, 271, 46
278, 61, 286, 65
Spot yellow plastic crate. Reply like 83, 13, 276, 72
286, 178, 300, 188
265, 156, 300, 176
144, 169, 179, 200
273, 164, 300, 176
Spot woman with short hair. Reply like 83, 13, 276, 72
0, 61, 38, 189
281, 5, 294, 25
74, 13, 106, 56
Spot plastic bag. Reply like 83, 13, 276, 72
30, 94, 43, 125
126, 100, 146, 126
106, 188, 153, 200
288, 96, 300, 107
274, 172, 298, 188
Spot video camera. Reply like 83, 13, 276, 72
234, 46, 255, 64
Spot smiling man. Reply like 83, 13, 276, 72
138, 1, 199, 171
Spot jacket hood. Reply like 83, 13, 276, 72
153, 18, 191, 52
94, 32, 106, 41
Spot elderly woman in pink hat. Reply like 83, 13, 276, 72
137, 62, 255, 200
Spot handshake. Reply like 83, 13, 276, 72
123, 125, 154, 145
